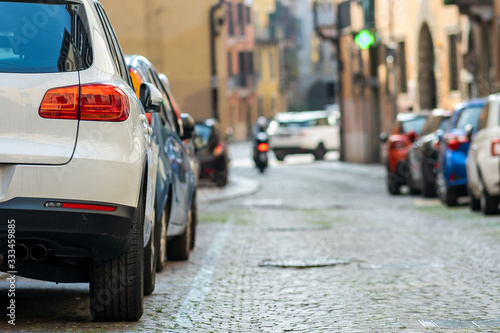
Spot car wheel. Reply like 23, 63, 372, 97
167, 204, 192, 261
480, 180, 499, 215
387, 172, 401, 195
421, 167, 436, 198
143, 212, 156, 296
405, 162, 419, 195
275, 151, 286, 161
90, 189, 145, 321
314, 143, 326, 161
468, 186, 481, 212
155, 203, 169, 272
190, 192, 197, 250
444, 187, 458, 207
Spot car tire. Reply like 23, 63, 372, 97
214, 163, 228, 187
421, 167, 436, 198
444, 187, 459, 207
480, 180, 499, 215
90, 189, 145, 321
387, 172, 401, 195
190, 192, 197, 250
167, 204, 192, 261
143, 213, 156, 296
155, 202, 169, 272
405, 163, 419, 195
275, 151, 286, 161
468, 186, 481, 212
314, 143, 326, 161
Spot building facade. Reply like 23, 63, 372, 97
332, 0, 469, 163
100, 0, 228, 131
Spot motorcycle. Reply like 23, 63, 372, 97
253, 132, 269, 173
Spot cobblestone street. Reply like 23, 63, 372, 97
2, 143, 500, 332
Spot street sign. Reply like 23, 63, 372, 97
354, 30, 375, 49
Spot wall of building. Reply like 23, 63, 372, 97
100, 0, 227, 127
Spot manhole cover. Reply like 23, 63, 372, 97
268, 226, 331, 232
259, 258, 351, 268
419, 319, 500, 328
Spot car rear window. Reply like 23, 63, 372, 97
455, 106, 483, 130
0, 1, 92, 73
401, 116, 427, 134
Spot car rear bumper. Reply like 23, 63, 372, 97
0, 197, 136, 262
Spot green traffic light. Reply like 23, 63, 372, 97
355, 30, 375, 50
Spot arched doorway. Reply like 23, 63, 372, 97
418, 23, 437, 110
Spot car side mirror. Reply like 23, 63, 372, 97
435, 129, 444, 142
181, 113, 195, 140
408, 130, 417, 143
464, 123, 474, 141
380, 132, 388, 143
139, 82, 162, 113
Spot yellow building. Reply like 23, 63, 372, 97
100, 0, 228, 129
253, 0, 287, 119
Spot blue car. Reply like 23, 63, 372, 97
126, 55, 198, 295
436, 98, 486, 206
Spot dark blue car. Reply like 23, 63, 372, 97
436, 98, 486, 206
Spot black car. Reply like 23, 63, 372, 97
194, 119, 230, 187
406, 109, 453, 197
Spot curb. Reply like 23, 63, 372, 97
197, 176, 260, 204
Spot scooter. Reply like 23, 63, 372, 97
253, 132, 269, 173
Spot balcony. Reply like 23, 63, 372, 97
228, 74, 256, 91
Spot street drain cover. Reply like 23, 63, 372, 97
268, 226, 331, 232
419, 319, 500, 328
259, 258, 350, 268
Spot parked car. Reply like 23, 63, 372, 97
267, 111, 340, 161
380, 112, 429, 195
194, 118, 230, 187
126, 55, 198, 273
435, 98, 486, 206
406, 109, 452, 197
0, 0, 163, 321
466, 93, 500, 215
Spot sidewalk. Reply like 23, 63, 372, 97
197, 176, 260, 204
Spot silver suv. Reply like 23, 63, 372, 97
0, 0, 162, 321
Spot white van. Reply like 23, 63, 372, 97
267, 110, 340, 161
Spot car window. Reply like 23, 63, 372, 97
455, 106, 483, 130
94, 3, 132, 87
438, 116, 450, 132
194, 123, 211, 149
477, 103, 489, 131
400, 116, 427, 134
0, 2, 92, 73
149, 69, 178, 132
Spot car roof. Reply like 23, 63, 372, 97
274, 111, 336, 122
454, 97, 487, 111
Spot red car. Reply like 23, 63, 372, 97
381, 112, 429, 195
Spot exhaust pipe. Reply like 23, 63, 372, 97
30, 244, 48, 261
15, 244, 29, 260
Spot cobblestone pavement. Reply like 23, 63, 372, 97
2, 142, 500, 332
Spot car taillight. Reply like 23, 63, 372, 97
39, 85, 79, 119
491, 138, 500, 156
39, 84, 130, 122
213, 142, 224, 156
446, 134, 468, 151
389, 140, 405, 150
257, 143, 269, 152
80, 84, 130, 121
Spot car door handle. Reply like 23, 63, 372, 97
471, 144, 478, 151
